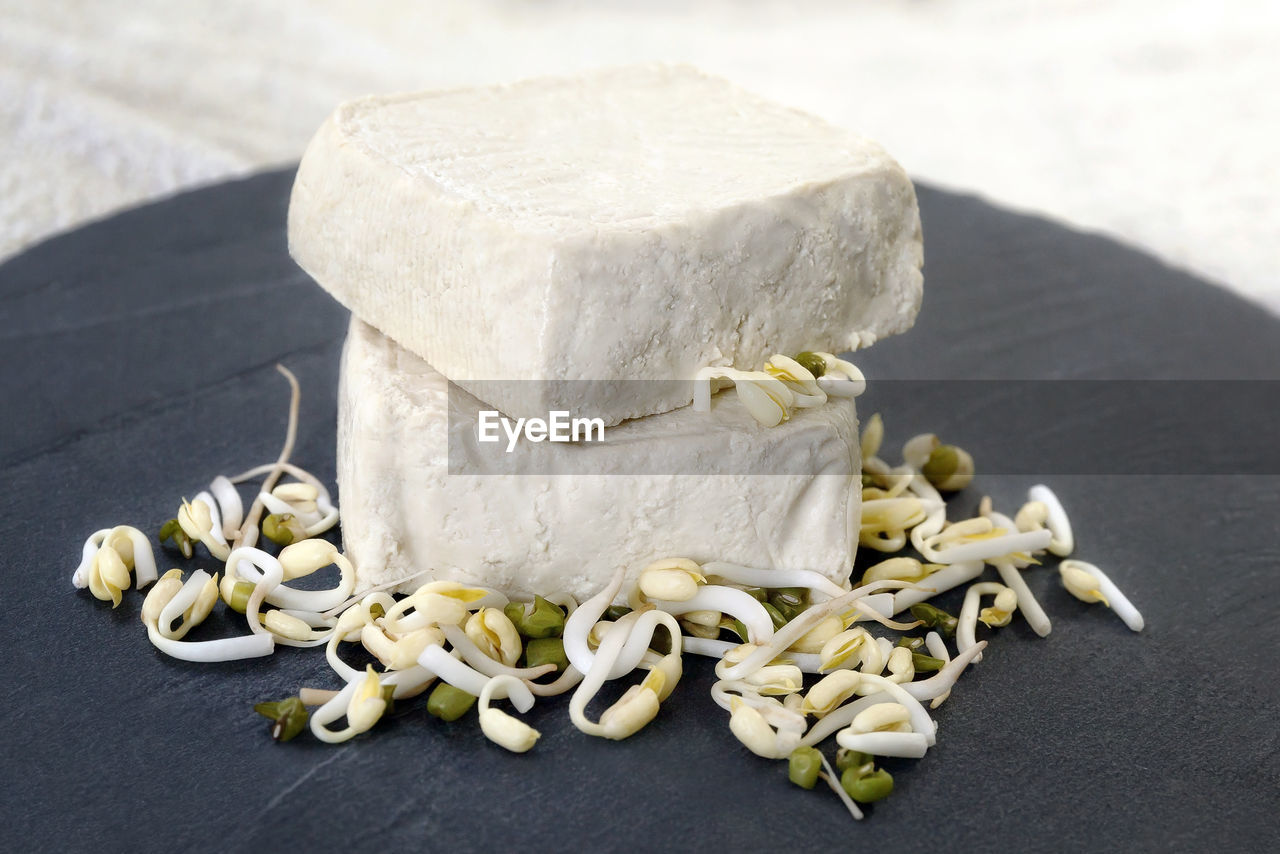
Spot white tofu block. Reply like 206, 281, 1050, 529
338, 319, 861, 601
294, 65, 922, 425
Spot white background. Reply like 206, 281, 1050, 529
3, 0, 1276, 314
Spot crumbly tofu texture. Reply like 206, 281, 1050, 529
294, 64, 923, 425
339, 319, 861, 601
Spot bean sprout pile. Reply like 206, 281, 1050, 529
694, 350, 865, 426
71, 363, 1143, 819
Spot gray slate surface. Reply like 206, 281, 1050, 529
0, 169, 1276, 853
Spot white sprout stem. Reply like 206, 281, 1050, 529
233, 365, 300, 552
899, 641, 986, 702
562, 569, 625, 676
310, 678, 360, 744
817, 375, 862, 399
378, 593, 430, 634
863, 531, 907, 553
229, 460, 327, 490
861, 466, 911, 501
653, 585, 774, 643
478, 675, 542, 753
303, 506, 340, 537
144, 622, 275, 662
274, 608, 336, 648
925, 631, 949, 661
1061, 560, 1145, 631
923, 631, 953, 708
568, 611, 644, 736
257, 491, 321, 527
235, 547, 355, 614
692, 367, 719, 412
710, 681, 805, 728
326, 597, 392, 670
377, 607, 435, 635
908, 525, 933, 558
265, 562, 355, 613
209, 475, 244, 539
907, 475, 947, 541
608, 609, 684, 679
156, 569, 212, 640
799, 693, 897, 747
992, 557, 1051, 637
321, 572, 434, 618
861, 496, 939, 520
312, 666, 435, 743
228, 461, 340, 534
862, 455, 891, 477
228, 547, 282, 638
708, 679, 753, 713
762, 701, 808, 742
818, 751, 864, 821
957, 592, 981, 660
72, 529, 112, 588
700, 561, 849, 600
958, 582, 1013, 660
691, 367, 798, 426
681, 636, 737, 659
771, 643, 905, 675
925, 528, 1052, 565
849, 597, 924, 632
378, 665, 440, 701
526, 666, 585, 697
326, 629, 362, 682
890, 561, 985, 614
380, 666, 437, 700
982, 509, 1036, 570
835, 730, 929, 758
1029, 484, 1074, 556
299, 687, 340, 705
416, 644, 490, 697
479, 673, 537, 715
438, 624, 558, 681
851, 593, 896, 623
850, 673, 936, 743
361, 591, 400, 618
715, 594, 855, 681
715, 582, 912, 682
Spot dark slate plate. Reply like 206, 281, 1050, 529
2, 169, 1276, 853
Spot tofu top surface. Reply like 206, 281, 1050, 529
336, 64, 895, 234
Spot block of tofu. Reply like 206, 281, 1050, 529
293, 64, 922, 425
338, 319, 861, 601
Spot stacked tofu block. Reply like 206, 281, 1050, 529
288, 65, 923, 600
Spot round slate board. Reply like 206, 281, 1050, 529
2, 170, 1276, 853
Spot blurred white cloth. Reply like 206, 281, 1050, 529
2, 0, 1277, 313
